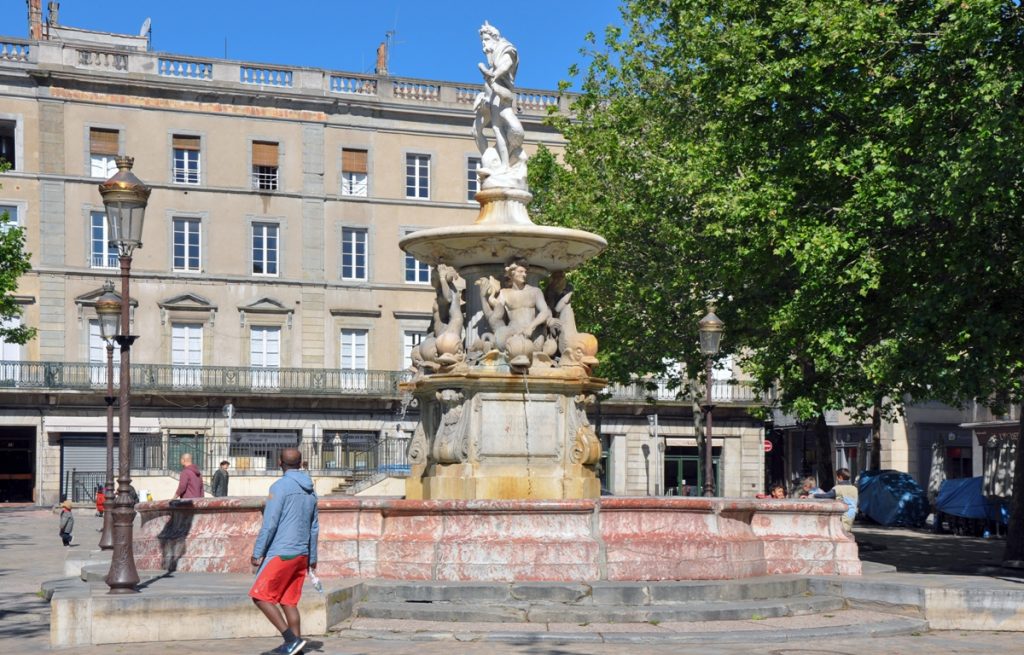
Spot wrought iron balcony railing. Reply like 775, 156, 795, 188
0, 360, 411, 396
0, 360, 771, 405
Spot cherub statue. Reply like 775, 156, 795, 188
477, 258, 551, 368
473, 21, 527, 190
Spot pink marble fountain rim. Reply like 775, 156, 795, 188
138, 496, 850, 514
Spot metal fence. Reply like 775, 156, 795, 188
65, 470, 106, 504
121, 433, 411, 479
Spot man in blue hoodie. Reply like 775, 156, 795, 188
249, 448, 319, 655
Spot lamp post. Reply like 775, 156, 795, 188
95, 281, 121, 551
98, 156, 150, 593
698, 307, 724, 497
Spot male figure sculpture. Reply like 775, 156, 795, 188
479, 259, 551, 367
474, 22, 526, 189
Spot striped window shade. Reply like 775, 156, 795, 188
342, 148, 368, 174
89, 128, 119, 156
172, 135, 200, 150
252, 141, 279, 167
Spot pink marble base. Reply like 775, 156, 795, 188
133, 497, 861, 581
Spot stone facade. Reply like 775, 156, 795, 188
0, 22, 769, 506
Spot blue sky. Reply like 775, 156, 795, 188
1, 1, 624, 90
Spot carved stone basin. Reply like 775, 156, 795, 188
399, 223, 607, 272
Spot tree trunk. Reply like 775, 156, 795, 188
815, 411, 835, 490
870, 398, 882, 471
1003, 405, 1024, 563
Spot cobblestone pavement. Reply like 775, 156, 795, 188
1, 504, 1021, 654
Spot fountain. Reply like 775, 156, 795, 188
131, 22, 860, 583
399, 21, 606, 501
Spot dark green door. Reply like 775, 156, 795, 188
665, 446, 721, 495
168, 434, 205, 472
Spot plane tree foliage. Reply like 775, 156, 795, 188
529, 0, 1024, 500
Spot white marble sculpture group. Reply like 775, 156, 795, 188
399, 23, 608, 500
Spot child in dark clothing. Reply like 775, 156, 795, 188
59, 500, 74, 546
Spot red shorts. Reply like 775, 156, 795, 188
249, 555, 308, 606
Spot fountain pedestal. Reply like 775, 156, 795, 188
405, 371, 605, 500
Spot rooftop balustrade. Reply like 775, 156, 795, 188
3, 37, 572, 116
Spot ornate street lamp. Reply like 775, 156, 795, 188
95, 281, 120, 551
698, 307, 724, 497
98, 156, 150, 593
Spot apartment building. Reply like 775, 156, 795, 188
0, 11, 770, 506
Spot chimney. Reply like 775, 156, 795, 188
27, 0, 43, 40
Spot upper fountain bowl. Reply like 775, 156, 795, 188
400, 223, 607, 272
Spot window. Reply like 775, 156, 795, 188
251, 141, 279, 191
0, 318, 22, 384
88, 320, 107, 385
403, 330, 427, 368
89, 128, 119, 178
467, 156, 481, 201
405, 153, 430, 199
341, 227, 367, 281
341, 148, 368, 197
171, 323, 203, 387
340, 328, 368, 370
0, 120, 15, 169
90, 211, 118, 269
172, 217, 201, 272
172, 134, 200, 185
403, 230, 430, 284
250, 326, 281, 389
0, 204, 19, 234
252, 222, 279, 276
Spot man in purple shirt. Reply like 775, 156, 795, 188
173, 452, 204, 499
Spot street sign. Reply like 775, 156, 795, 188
764, 440, 773, 453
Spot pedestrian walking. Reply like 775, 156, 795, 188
249, 448, 319, 655
173, 453, 204, 499
211, 460, 230, 497
58, 500, 74, 546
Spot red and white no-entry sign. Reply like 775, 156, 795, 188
763, 440, 774, 453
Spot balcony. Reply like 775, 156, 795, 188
0, 360, 411, 397
0, 360, 770, 405
605, 379, 772, 405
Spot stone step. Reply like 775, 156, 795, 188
331, 608, 929, 644
353, 594, 846, 624
359, 577, 812, 605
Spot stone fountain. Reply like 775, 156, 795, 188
129, 22, 860, 584
399, 21, 606, 501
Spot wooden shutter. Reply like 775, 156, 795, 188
172, 135, 200, 150
89, 128, 119, 156
342, 148, 368, 174
252, 141, 279, 167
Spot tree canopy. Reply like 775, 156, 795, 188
528, 0, 1024, 554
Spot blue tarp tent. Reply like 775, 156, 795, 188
857, 469, 929, 527
935, 476, 1008, 524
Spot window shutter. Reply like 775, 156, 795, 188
90, 128, 119, 156
172, 135, 200, 150
252, 141, 279, 167
342, 148, 368, 174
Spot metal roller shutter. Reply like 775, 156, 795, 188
61, 435, 118, 502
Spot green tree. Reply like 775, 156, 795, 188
530, 1, 1024, 505
0, 161, 35, 346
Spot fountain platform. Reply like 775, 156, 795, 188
134, 497, 860, 581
